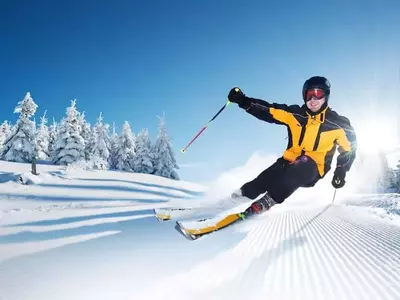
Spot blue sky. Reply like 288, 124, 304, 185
1, 0, 399, 182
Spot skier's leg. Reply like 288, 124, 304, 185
243, 155, 320, 214
266, 155, 320, 203
238, 158, 288, 200
220, 159, 286, 211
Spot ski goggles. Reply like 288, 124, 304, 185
305, 88, 325, 101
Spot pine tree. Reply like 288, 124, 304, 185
78, 111, 92, 161
132, 128, 154, 174
52, 99, 85, 165
152, 116, 179, 180
115, 121, 136, 171
394, 161, 400, 193
377, 152, 396, 192
90, 112, 110, 169
35, 110, 50, 160
85, 125, 97, 162
48, 118, 58, 157
1, 92, 38, 162
0, 121, 11, 149
108, 122, 119, 169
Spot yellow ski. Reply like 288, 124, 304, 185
174, 194, 276, 240
176, 211, 250, 240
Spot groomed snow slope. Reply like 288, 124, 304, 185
0, 160, 399, 300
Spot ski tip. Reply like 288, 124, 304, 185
156, 215, 171, 222
175, 221, 200, 241
153, 209, 171, 222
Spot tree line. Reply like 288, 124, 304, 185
0, 92, 180, 180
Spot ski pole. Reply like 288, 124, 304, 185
181, 99, 231, 153
331, 188, 337, 204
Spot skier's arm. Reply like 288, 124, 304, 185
335, 117, 357, 172
239, 96, 298, 125
227, 87, 299, 125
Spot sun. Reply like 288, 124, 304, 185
355, 117, 399, 154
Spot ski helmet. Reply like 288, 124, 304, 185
302, 76, 331, 115
302, 76, 331, 102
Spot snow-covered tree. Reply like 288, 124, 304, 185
377, 152, 396, 192
0, 121, 11, 148
108, 122, 119, 169
52, 99, 85, 165
152, 116, 179, 180
115, 121, 136, 171
393, 161, 400, 192
85, 125, 97, 162
48, 118, 58, 156
35, 110, 50, 160
132, 128, 154, 174
78, 111, 92, 161
90, 112, 110, 170
0, 92, 37, 162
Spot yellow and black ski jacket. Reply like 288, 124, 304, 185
239, 97, 357, 177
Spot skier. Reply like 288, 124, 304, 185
227, 76, 357, 215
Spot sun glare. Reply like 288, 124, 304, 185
355, 118, 398, 154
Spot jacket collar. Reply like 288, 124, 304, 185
306, 107, 328, 123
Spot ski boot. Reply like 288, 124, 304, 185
247, 192, 277, 215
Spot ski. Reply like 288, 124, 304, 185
154, 194, 258, 222
154, 205, 225, 221
175, 208, 253, 240
174, 193, 276, 240
154, 207, 195, 221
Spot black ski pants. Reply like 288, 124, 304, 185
240, 155, 320, 203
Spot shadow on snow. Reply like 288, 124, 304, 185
37, 183, 195, 200
0, 192, 170, 203
5, 209, 155, 228
0, 212, 247, 294
0, 171, 18, 184
74, 177, 204, 197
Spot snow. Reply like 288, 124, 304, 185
342, 193, 400, 226
0, 159, 399, 300
0, 231, 120, 262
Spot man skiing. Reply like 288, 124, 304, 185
227, 76, 357, 215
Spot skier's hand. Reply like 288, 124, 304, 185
332, 167, 346, 189
228, 87, 246, 104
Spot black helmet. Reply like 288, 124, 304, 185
302, 76, 331, 102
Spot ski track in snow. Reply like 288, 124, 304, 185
138, 205, 400, 300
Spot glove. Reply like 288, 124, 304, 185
332, 167, 346, 189
228, 87, 246, 105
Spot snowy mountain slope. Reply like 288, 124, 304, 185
0, 160, 399, 300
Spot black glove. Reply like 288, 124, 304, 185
332, 167, 346, 189
228, 87, 246, 105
